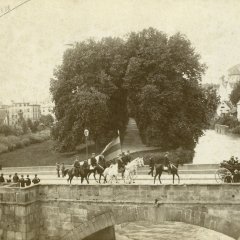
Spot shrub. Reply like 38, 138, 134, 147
230, 125, 240, 135
0, 137, 15, 151
0, 125, 15, 136
21, 137, 31, 146
0, 143, 8, 153
7, 136, 24, 149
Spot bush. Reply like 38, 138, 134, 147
7, 136, 24, 149
230, 125, 240, 135
0, 125, 15, 136
21, 137, 31, 146
0, 137, 15, 151
0, 143, 8, 154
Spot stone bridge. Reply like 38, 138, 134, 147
0, 183, 239, 240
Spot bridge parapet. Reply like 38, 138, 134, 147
0, 184, 239, 240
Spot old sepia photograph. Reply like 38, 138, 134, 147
0, 0, 239, 239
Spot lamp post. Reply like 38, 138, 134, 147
84, 129, 89, 160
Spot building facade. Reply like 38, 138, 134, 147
8, 102, 41, 126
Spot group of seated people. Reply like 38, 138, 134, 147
223, 156, 239, 165
0, 173, 40, 187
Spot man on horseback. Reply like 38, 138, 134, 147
90, 153, 97, 170
73, 157, 80, 176
164, 152, 171, 174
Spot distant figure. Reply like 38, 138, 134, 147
32, 174, 40, 184
56, 163, 60, 177
148, 157, 154, 177
0, 174, 5, 183
228, 156, 235, 165
6, 175, 12, 183
13, 173, 19, 183
25, 175, 31, 186
61, 163, 65, 177
19, 175, 25, 188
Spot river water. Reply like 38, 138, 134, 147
115, 221, 234, 240
193, 130, 240, 164
115, 130, 239, 240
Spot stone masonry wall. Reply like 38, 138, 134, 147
0, 184, 239, 240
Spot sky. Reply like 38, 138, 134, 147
1, 0, 240, 104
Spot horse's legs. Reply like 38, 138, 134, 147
81, 177, 84, 184
158, 172, 162, 184
173, 174, 175, 184
176, 172, 180, 184
93, 171, 98, 183
98, 174, 102, 184
154, 171, 158, 184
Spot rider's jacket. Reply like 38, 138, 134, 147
82, 161, 88, 169
74, 161, 80, 168
90, 157, 97, 166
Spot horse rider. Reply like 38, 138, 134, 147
118, 153, 125, 179
148, 157, 154, 177
73, 158, 81, 176
82, 160, 89, 174
126, 150, 132, 163
98, 155, 106, 170
164, 152, 171, 174
90, 153, 97, 170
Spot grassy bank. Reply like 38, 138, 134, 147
0, 130, 50, 154
0, 140, 97, 167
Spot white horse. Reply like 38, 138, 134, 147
124, 157, 144, 184
103, 162, 118, 183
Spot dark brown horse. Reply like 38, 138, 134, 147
87, 156, 108, 183
154, 162, 180, 184
63, 166, 89, 184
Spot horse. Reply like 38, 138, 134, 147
124, 157, 144, 184
87, 156, 108, 183
63, 166, 89, 185
154, 161, 180, 184
103, 162, 118, 183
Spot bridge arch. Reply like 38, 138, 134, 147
64, 205, 239, 240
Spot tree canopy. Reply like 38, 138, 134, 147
230, 81, 240, 105
50, 27, 218, 151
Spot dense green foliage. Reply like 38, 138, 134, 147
39, 114, 54, 127
230, 81, 240, 105
51, 28, 219, 151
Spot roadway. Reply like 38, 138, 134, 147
0, 164, 220, 185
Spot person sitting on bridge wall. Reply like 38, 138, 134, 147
19, 175, 25, 188
32, 174, 40, 184
25, 175, 31, 186
0, 174, 5, 183
6, 175, 11, 183
13, 173, 19, 183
